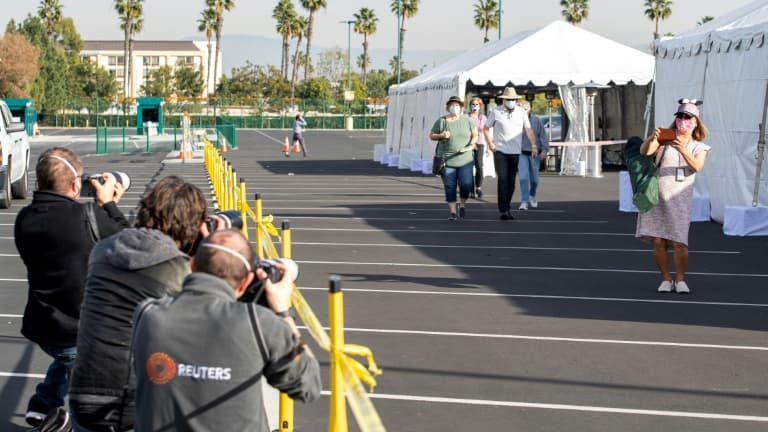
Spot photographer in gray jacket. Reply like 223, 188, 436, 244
131, 229, 321, 432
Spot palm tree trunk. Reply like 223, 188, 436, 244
127, 22, 134, 96
484, 25, 489, 43
123, 27, 130, 96
291, 35, 303, 100
304, 13, 315, 80
282, 35, 290, 79
213, 16, 223, 100
206, 36, 212, 95
362, 38, 368, 85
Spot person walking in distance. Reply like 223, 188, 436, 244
289, 113, 308, 157
518, 100, 549, 210
636, 98, 711, 294
467, 97, 492, 199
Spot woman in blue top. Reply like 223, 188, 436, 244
429, 96, 478, 221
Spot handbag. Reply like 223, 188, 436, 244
624, 137, 665, 212
432, 155, 446, 176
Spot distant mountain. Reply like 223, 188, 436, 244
218, 34, 461, 76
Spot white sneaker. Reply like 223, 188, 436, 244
518, 202, 529, 210
657, 280, 673, 293
675, 281, 690, 293
530, 197, 538, 208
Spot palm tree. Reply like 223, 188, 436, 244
300, 0, 327, 80
205, 0, 235, 97
290, 15, 309, 99
560, 0, 589, 25
115, 0, 144, 97
644, 0, 673, 41
273, 0, 297, 79
473, 0, 499, 43
37, 0, 63, 41
390, 0, 420, 66
197, 7, 217, 95
353, 7, 378, 85
697, 16, 714, 26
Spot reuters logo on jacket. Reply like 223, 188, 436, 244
146, 352, 232, 384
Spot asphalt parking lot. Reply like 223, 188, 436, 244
1, 128, 767, 431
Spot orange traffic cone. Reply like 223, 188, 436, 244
282, 137, 290, 156
292, 141, 301, 153
220, 139, 227, 153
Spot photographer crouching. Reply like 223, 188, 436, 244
131, 229, 321, 431
14, 147, 129, 427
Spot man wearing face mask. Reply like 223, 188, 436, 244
485, 87, 537, 220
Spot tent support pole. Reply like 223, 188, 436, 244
752, 81, 768, 207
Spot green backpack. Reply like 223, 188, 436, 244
624, 136, 659, 213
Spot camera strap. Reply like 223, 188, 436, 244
84, 202, 100, 243
247, 304, 270, 366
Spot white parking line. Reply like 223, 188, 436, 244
272, 216, 607, 223
0, 372, 45, 379
295, 228, 636, 236
292, 242, 737, 254
328, 327, 768, 351
298, 260, 768, 278
297, 287, 768, 308
334, 392, 768, 423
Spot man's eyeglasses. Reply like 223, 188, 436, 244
675, 112, 693, 120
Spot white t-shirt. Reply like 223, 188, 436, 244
486, 105, 530, 154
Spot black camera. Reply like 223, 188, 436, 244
206, 210, 243, 233
80, 171, 131, 197
239, 258, 299, 304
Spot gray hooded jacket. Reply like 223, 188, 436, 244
70, 228, 190, 430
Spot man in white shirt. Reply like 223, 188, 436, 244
485, 87, 537, 220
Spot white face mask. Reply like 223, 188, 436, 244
504, 100, 516, 109
448, 105, 462, 115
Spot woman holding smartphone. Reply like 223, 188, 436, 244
636, 98, 711, 294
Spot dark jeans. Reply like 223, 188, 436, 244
441, 161, 474, 203
473, 144, 486, 189
493, 151, 520, 213
28, 345, 77, 413
292, 133, 307, 156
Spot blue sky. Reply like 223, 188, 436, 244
3, 0, 755, 52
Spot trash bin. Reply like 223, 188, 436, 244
345, 116, 354, 131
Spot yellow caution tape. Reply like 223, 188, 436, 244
341, 355, 386, 432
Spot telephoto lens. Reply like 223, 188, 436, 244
206, 210, 243, 233
80, 171, 131, 197
238, 258, 299, 303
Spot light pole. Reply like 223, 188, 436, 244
396, 0, 402, 83
340, 20, 354, 91
498, 0, 503, 40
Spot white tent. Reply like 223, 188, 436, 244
655, 0, 768, 224
384, 20, 655, 170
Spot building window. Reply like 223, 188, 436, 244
108, 56, 125, 66
143, 56, 160, 66
176, 56, 198, 66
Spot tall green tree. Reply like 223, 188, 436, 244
273, 0, 297, 79
315, 47, 348, 87
197, 7, 216, 95
15, 15, 68, 111
644, 0, 673, 41
174, 66, 205, 97
115, 0, 144, 97
560, 0, 589, 25
37, 0, 63, 40
205, 0, 235, 100
71, 60, 118, 114
140, 65, 174, 97
300, 0, 327, 80
353, 7, 378, 85
473, 0, 499, 43
290, 15, 309, 99
390, 0, 420, 67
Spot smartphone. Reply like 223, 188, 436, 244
657, 128, 676, 142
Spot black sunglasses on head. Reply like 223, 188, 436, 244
675, 112, 694, 119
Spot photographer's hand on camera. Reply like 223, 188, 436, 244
258, 262, 294, 316
91, 173, 124, 206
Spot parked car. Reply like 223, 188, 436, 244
0, 100, 31, 209
540, 114, 562, 142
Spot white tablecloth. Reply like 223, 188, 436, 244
723, 206, 768, 236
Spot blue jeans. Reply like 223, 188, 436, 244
442, 162, 474, 203
28, 345, 77, 413
518, 153, 542, 203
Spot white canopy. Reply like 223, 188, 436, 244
385, 21, 655, 163
655, 0, 768, 223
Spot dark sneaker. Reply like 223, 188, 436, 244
500, 211, 515, 220
448, 213, 457, 221
476, 189, 483, 199
25, 410, 44, 427
459, 207, 466, 219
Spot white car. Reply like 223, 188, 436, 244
0, 100, 31, 209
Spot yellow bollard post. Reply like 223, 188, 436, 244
329, 275, 348, 432
279, 220, 295, 431
239, 180, 248, 237
254, 193, 263, 259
